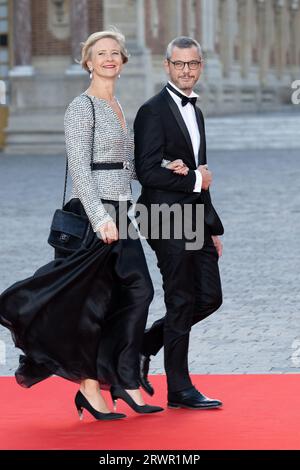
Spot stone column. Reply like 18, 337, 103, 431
176, 0, 182, 36
201, 0, 215, 55
195, 0, 202, 40
219, 0, 235, 78
10, 0, 33, 76
239, 0, 253, 79
197, 0, 222, 113
256, 0, 270, 84
273, 0, 285, 80
200, 0, 222, 80
67, 0, 89, 74
136, 0, 146, 48
289, 0, 300, 79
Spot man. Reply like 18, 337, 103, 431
134, 37, 224, 409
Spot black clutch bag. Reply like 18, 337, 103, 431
48, 208, 91, 254
48, 95, 95, 255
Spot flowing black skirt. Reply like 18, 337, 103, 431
0, 198, 153, 389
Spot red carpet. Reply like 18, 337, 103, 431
1, 374, 300, 450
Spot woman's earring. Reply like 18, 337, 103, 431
118, 74, 121, 79
89, 69, 93, 79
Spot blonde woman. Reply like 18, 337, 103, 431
0, 31, 164, 421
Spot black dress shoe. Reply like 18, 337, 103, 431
139, 353, 154, 396
168, 386, 222, 410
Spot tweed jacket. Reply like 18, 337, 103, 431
64, 92, 136, 232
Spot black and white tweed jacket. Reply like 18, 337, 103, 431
64, 92, 136, 232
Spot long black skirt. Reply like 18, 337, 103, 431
0, 198, 154, 389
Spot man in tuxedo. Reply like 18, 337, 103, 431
134, 37, 224, 409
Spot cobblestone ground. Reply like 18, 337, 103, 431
0, 149, 300, 376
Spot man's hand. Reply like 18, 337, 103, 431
198, 164, 212, 189
166, 159, 189, 176
211, 235, 223, 257
97, 220, 119, 244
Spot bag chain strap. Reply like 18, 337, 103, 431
62, 95, 96, 208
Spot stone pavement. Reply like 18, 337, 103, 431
0, 148, 300, 376
205, 110, 300, 150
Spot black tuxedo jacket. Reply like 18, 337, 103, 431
134, 86, 224, 236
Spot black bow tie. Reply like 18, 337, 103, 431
166, 83, 197, 107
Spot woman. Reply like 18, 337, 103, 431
0, 30, 165, 421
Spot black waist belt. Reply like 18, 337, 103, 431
91, 162, 129, 170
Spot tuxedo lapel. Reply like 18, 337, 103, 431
195, 107, 207, 166
162, 88, 195, 160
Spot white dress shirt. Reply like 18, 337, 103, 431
166, 81, 202, 192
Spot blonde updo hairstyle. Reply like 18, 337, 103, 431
80, 30, 129, 73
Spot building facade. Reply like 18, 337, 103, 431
2, 0, 300, 153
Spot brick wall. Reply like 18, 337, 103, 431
31, 0, 103, 57
31, 0, 70, 56
88, 0, 103, 34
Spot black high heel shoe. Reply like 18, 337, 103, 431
110, 385, 164, 414
75, 390, 126, 421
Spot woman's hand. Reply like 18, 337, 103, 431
97, 220, 119, 244
166, 159, 189, 176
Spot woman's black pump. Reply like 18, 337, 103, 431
75, 390, 126, 421
110, 385, 164, 414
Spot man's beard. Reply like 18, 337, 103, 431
176, 76, 195, 91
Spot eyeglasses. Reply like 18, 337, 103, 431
168, 60, 203, 70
